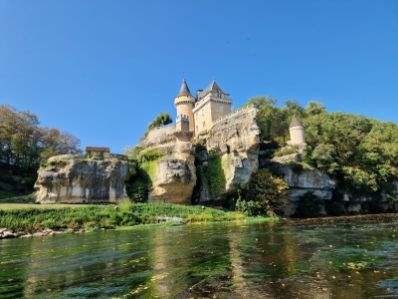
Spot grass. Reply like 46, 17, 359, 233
0, 199, 276, 234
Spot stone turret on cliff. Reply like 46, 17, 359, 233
288, 115, 306, 152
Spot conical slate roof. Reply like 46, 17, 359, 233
206, 80, 224, 94
290, 115, 303, 128
176, 80, 192, 97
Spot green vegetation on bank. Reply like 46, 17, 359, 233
0, 200, 274, 234
0, 192, 35, 204
249, 97, 398, 195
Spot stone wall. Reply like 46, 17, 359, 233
140, 124, 176, 149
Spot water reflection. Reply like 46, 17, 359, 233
1, 221, 398, 298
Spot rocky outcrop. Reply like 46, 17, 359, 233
0, 228, 18, 239
192, 106, 260, 203
273, 162, 398, 217
148, 140, 196, 203
272, 163, 336, 216
136, 106, 260, 204
205, 107, 260, 190
330, 183, 398, 215
35, 154, 128, 203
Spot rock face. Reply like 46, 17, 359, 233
204, 106, 260, 190
137, 106, 259, 204
273, 162, 398, 217
35, 154, 128, 203
273, 163, 336, 216
148, 140, 197, 203
332, 184, 398, 215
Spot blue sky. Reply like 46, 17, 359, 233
1, 1, 398, 153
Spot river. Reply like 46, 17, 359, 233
1, 220, 398, 298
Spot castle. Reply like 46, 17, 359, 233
174, 80, 232, 137
173, 79, 305, 148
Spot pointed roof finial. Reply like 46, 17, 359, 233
176, 79, 192, 97
290, 115, 303, 128
206, 80, 223, 93
209, 80, 218, 90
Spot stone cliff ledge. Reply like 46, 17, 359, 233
35, 154, 128, 203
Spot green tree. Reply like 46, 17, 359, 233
0, 105, 80, 194
305, 101, 325, 115
247, 96, 289, 144
250, 96, 398, 195
147, 113, 172, 131
236, 170, 288, 216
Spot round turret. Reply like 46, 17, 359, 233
289, 115, 306, 150
174, 80, 195, 133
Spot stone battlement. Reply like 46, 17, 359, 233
210, 105, 256, 130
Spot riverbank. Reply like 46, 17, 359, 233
0, 200, 275, 239
287, 212, 398, 226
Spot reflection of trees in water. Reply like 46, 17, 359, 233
148, 224, 234, 297
0, 238, 34, 298
20, 230, 154, 297
3, 223, 396, 298
226, 223, 334, 298
147, 223, 337, 298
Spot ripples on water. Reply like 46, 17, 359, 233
1, 221, 398, 298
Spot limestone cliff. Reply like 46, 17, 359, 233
35, 154, 128, 203
271, 160, 398, 216
136, 106, 259, 204
205, 106, 260, 191
148, 141, 196, 203
271, 163, 336, 216
192, 106, 260, 203
137, 127, 197, 203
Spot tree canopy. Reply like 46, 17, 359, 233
0, 105, 80, 194
250, 97, 398, 194
147, 113, 172, 131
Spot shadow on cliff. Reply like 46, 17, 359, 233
125, 163, 152, 203
191, 145, 227, 206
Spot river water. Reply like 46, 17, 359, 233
1, 220, 398, 298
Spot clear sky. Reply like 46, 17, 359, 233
1, 1, 397, 153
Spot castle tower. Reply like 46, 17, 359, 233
192, 80, 232, 136
174, 80, 195, 133
289, 115, 306, 151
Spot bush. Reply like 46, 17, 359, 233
236, 170, 288, 216
126, 167, 151, 202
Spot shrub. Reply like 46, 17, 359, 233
236, 170, 288, 216
126, 166, 151, 203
